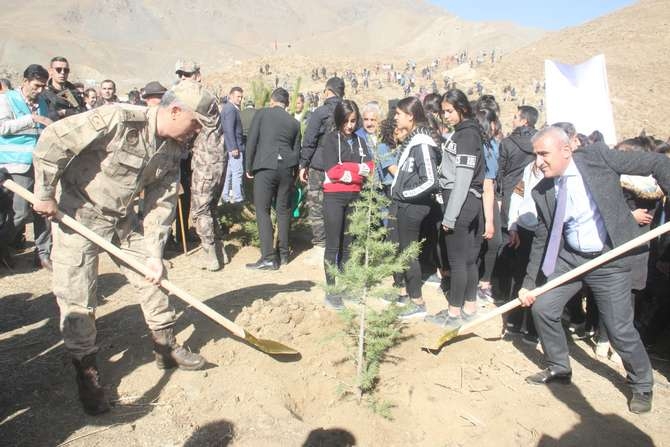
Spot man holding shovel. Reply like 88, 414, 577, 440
30, 80, 215, 415
518, 126, 670, 414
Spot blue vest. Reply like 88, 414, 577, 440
0, 89, 48, 166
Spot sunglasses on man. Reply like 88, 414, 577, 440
54, 67, 70, 74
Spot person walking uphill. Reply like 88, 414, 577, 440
31, 80, 213, 416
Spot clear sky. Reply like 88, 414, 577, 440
430, 0, 635, 30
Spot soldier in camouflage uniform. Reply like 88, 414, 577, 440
175, 59, 226, 271
31, 80, 212, 416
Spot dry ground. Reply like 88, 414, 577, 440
2, 226, 670, 447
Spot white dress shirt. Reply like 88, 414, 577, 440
556, 158, 608, 252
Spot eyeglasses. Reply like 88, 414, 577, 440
177, 71, 194, 78
54, 67, 70, 74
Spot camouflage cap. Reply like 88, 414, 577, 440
175, 59, 200, 74
169, 80, 217, 126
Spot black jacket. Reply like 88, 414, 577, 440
42, 80, 86, 121
245, 106, 301, 172
524, 143, 670, 290
391, 129, 439, 204
498, 125, 536, 227
299, 96, 341, 170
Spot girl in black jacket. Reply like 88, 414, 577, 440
426, 89, 485, 329
388, 97, 439, 319
320, 100, 373, 309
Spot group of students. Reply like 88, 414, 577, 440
313, 87, 670, 354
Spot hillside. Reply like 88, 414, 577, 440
483, 0, 670, 139
0, 0, 542, 87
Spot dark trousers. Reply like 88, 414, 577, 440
479, 199, 503, 283
253, 162, 295, 262
506, 226, 536, 334
444, 191, 483, 308
323, 191, 358, 285
10, 167, 51, 258
531, 248, 653, 393
389, 201, 431, 299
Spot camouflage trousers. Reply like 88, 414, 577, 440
306, 168, 325, 246
190, 159, 225, 245
52, 215, 175, 360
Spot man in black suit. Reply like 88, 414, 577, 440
244, 88, 301, 270
518, 126, 670, 414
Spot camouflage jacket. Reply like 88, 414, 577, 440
33, 104, 184, 258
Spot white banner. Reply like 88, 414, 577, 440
545, 54, 617, 146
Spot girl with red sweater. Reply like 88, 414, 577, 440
321, 100, 374, 309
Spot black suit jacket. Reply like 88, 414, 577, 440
245, 106, 301, 173
524, 143, 670, 289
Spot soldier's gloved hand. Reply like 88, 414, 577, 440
0, 167, 10, 184
145, 257, 164, 285
358, 163, 371, 177
340, 171, 353, 184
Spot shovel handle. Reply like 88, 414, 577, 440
457, 220, 670, 336
2, 179, 246, 339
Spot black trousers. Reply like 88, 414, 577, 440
532, 247, 653, 393
444, 191, 483, 308
389, 201, 431, 299
253, 161, 295, 262
506, 225, 536, 335
323, 191, 358, 285
479, 199, 503, 283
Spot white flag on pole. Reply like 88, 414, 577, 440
545, 54, 617, 146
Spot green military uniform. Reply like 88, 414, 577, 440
189, 105, 225, 249
33, 104, 181, 359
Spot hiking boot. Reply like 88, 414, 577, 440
199, 243, 221, 271
324, 293, 345, 310
72, 354, 110, 416
399, 302, 427, 320
151, 327, 206, 371
629, 392, 652, 414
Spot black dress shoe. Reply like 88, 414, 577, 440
629, 391, 652, 414
245, 259, 278, 271
525, 368, 572, 385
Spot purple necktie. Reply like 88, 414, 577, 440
542, 177, 567, 277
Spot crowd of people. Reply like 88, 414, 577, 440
1, 54, 670, 417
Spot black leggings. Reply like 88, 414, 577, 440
323, 191, 358, 285
444, 191, 483, 308
389, 201, 431, 299
479, 200, 503, 283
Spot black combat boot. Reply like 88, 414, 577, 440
72, 354, 110, 416
151, 327, 206, 371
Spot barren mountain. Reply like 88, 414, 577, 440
483, 0, 670, 139
0, 0, 542, 86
